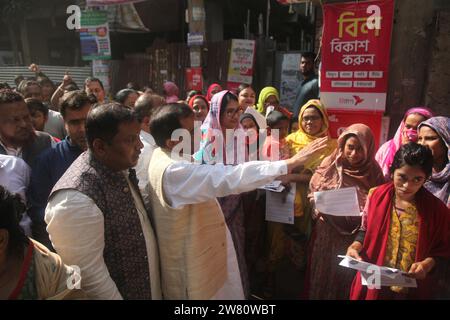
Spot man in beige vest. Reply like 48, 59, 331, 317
147, 103, 328, 300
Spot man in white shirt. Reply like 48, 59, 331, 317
45, 103, 161, 300
147, 103, 328, 299
0, 154, 32, 236
133, 93, 165, 202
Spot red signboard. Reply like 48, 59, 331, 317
327, 110, 383, 148
320, 0, 394, 112
185, 67, 203, 91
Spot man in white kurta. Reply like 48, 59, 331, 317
147, 103, 328, 299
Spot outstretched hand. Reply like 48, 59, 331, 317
286, 136, 329, 172
29, 63, 40, 73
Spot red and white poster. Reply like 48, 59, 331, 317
185, 67, 203, 91
227, 39, 256, 93
320, 0, 394, 112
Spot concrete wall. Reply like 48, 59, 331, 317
423, 9, 450, 118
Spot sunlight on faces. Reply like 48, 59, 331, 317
392, 164, 427, 201
96, 120, 143, 171
85, 81, 105, 103
65, 104, 91, 151
343, 136, 364, 167
301, 106, 323, 136
402, 113, 426, 144
30, 110, 47, 131
192, 98, 209, 123
24, 85, 43, 101
300, 56, 314, 75
418, 125, 447, 165
264, 95, 279, 110
220, 99, 241, 130
240, 117, 259, 145
124, 92, 139, 108
0, 101, 34, 146
238, 87, 256, 109
271, 119, 290, 140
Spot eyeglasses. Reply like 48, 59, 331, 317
225, 107, 243, 118
302, 115, 321, 123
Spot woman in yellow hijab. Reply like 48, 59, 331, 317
266, 99, 336, 290
256, 87, 279, 115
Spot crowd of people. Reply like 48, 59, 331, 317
0, 56, 449, 300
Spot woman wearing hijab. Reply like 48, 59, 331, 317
163, 81, 180, 103
255, 86, 292, 119
418, 116, 450, 299
418, 117, 450, 207
194, 90, 250, 296
206, 83, 222, 103
188, 94, 209, 123
264, 100, 336, 297
375, 107, 434, 180
306, 124, 385, 299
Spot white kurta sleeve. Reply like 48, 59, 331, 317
45, 190, 123, 300
163, 160, 288, 208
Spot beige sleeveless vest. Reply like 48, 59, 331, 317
148, 147, 227, 299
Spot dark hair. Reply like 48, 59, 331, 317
134, 94, 166, 123
84, 77, 104, 91
149, 103, 194, 148
0, 186, 28, 257
126, 81, 141, 91
18, 80, 41, 96
186, 90, 201, 101
14, 75, 24, 87
25, 98, 48, 117
219, 92, 238, 119
60, 90, 92, 119
0, 89, 24, 107
302, 52, 316, 61
37, 76, 54, 89
0, 82, 11, 90
236, 84, 254, 96
115, 89, 138, 105
65, 82, 80, 92
266, 110, 288, 128
239, 113, 259, 130
390, 142, 433, 177
86, 103, 137, 149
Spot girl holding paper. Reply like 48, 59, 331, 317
347, 143, 450, 300
306, 124, 385, 300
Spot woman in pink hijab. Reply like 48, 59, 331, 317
163, 81, 180, 103
375, 107, 434, 179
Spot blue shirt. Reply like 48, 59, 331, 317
27, 138, 83, 223
292, 75, 319, 118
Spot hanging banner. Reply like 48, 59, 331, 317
227, 39, 256, 85
185, 67, 203, 91
92, 60, 111, 97
80, 11, 112, 61
320, 0, 394, 112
